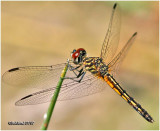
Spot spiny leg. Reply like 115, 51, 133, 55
65, 71, 86, 83
65, 64, 86, 83
68, 64, 82, 77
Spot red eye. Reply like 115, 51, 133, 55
72, 52, 80, 59
77, 48, 85, 52
71, 48, 86, 59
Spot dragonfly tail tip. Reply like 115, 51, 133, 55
150, 119, 154, 123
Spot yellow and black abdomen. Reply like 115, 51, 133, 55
104, 73, 154, 123
83, 57, 154, 123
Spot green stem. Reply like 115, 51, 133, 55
41, 61, 69, 130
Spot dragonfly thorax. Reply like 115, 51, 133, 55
83, 57, 109, 76
71, 48, 87, 65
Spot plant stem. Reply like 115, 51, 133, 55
41, 61, 69, 130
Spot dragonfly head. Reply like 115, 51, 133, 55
71, 48, 86, 65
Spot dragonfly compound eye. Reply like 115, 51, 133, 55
72, 49, 76, 53
71, 49, 77, 59
71, 48, 86, 64
72, 52, 80, 59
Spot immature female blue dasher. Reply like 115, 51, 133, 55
3, 3, 154, 123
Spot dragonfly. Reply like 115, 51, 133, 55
2, 3, 154, 123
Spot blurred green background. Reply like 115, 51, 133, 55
1, 1, 159, 130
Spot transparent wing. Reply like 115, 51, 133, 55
2, 63, 67, 89
3, 62, 106, 106
2, 62, 86, 89
100, 3, 121, 65
108, 32, 137, 74
15, 74, 106, 106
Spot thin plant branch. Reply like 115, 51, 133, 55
41, 60, 69, 130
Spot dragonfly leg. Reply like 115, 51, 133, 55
68, 64, 81, 71
65, 68, 86, 83
68, 64, 83, 77
77, 71, 86, 82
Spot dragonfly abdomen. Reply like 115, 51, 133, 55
103, 73, 154, 123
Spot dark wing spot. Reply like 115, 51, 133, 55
133, 32, 137, 36
113, 3, 117, 9
8, 67, 19, 72
20, 94, 33, 100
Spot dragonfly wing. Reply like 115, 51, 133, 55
100, 3, 121, 65
15, 74, 106, 106
58, 75, 106, 101
107, 32, 137, 75
2, 62, 83, 89
2, 63, 67, 89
